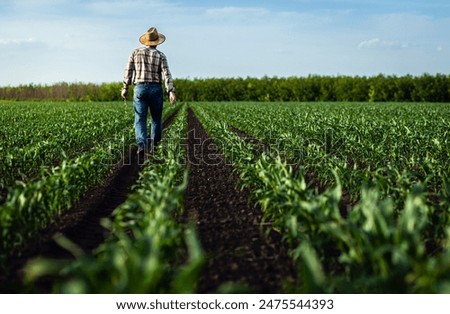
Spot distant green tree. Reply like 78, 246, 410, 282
1, 74, 449, 102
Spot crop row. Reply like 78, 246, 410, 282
202, 102, 450, 207
0, 102, 134, 191
0, 102, 180, 191
24, 104, 204, 293
0, 102, 177, 267
3, 101, 449, 292
207, 102, 450, 247
192, 103, 450, 293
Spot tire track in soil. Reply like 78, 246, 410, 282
0, 108, 179, 292
184, 108, 296, 293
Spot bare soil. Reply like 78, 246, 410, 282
184, 109, 296, 293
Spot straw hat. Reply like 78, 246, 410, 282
139, 27, 166, 46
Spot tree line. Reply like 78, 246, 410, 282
1, 74, 449, 102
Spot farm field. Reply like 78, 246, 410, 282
0, 101, 449, 293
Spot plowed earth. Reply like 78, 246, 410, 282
184, 109, 296, 293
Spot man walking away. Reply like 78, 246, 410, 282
121, 27, 177, 154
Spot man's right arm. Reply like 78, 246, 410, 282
122, 52, 135, 99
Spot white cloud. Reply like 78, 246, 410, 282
205, 6, 269, 17
0, 37, 41, 46
358, 38, 409, 49
85, 0, 178, 17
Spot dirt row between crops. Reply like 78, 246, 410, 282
0, 109, 179, 293
184, 109, 296, 293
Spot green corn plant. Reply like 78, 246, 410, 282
0, 148, 123, 267
192, 102, 450, 293
0, 103, 182, 268
24, 104, 204, 293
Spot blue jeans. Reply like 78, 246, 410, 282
133, 83, 163, 148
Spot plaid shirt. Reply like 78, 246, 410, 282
123, 47, 175, 93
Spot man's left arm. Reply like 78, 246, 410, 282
160, 53, 176, 104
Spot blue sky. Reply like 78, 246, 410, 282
0, 0, 449, 86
